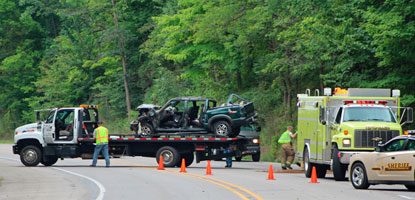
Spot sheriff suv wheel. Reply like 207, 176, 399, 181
350, 162, 370, 189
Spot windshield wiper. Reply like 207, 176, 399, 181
344, 119, 361, 122
367, 119, 385, 121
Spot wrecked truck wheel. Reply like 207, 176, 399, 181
156, 146, 180, 167
20, 145, 42, 166
140, 122, 154, 136
213, 121, 232, 137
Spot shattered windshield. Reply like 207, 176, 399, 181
343, 107, 396, 123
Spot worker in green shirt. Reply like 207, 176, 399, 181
278, 126, 297, 170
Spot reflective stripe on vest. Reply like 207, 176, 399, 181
96, 127, 108, 144
278, 131, 291, 144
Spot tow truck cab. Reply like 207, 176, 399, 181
13, 105, 253, 167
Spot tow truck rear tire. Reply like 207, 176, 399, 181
252, 152, 260, 162
156, 146, 180, 167
405, 185, 415, 191
176, 153, 195, 167
304, 148, 313, 178
41, 156, 58, 166
20, 145, 42, 166
332, 146, 347, 181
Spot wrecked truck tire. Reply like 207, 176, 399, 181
140, 122, 155, 136
213, 121, 232, 137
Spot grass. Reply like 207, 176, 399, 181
0, 177, 3, 186
0, 139, 13, 144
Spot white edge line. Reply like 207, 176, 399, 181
0, 157, 105, 200
52, 167, 106, 200
398, 195, 414, 200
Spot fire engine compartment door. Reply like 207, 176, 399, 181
43, 110, 57, 144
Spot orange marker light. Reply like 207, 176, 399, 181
404, 131, 408, 135
344, 130, 349, 135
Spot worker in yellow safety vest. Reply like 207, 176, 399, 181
90, 121, 110, 167
278, 126, 297, 170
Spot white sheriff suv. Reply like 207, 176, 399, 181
349, 132, 415, 191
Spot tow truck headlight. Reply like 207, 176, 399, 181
343, 139, 351, 147
252, 139, 260, 144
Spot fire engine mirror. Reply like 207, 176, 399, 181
408, 107, 413, 123
319, 106, 325, 124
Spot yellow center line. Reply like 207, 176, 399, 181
111, 160, 263, 200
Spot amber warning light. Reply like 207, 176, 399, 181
80, 105, 99, 108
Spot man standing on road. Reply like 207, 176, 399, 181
278, 126, 297, 170
90, 121, 110, 167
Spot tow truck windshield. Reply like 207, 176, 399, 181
343, 107, 397, 123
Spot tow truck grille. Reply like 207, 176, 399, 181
355, 130, 400, 148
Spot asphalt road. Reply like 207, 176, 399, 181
0, 144, 414, 200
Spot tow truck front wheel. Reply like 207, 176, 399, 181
20, 145, 42, 166
350, 162, 370, 189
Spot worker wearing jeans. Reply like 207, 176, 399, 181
91, 121, 110, 167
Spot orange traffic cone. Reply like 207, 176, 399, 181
206, 160, 212, 175
180, 158, 187, 173
157, 155, 165, 170
309, 166, 319, 183
267, 164, 276, 180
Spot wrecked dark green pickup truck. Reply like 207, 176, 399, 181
130, 94, 257, 137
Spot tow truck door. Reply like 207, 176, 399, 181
43, 110, 57, 144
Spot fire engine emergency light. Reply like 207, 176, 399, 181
392, 89, 400, 97
324, 88, 332, 96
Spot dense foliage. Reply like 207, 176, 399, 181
1, 0, 415, 160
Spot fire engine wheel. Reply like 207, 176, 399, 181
156, 146, 180, 167
140, 122, 154, 136
405, 185, 415, 191
213, 121, 232, 137
350, 162, 370, 189
20, 145, 42, 166
303, 148, 313, 178
332, 146, 347, 181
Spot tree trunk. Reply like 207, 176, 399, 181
319, 65, 324, 92
237, 70, 242, 89
279, 71, 289, 120
112, 0, 131, 118
285, 69, 292, 121
214, 64, 220, 83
